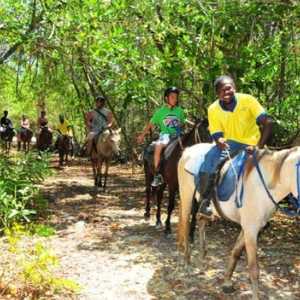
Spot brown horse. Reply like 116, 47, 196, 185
91, 128, 121, 192
143, 119, 211, 234
36, 126, 53, 152
17, 128, 33, 152
57, 134, 72, 166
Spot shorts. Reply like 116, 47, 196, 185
155, 133, 171, 145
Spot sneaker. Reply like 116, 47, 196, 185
199, 198, 212, 216
151, 174, 163, 187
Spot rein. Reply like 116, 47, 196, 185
252, 151, 279, 208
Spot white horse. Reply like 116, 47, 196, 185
177, 144, 300, 300
91, 128, 121, 191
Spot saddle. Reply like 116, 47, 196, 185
143, 136, 181, 166
215, 151, 248, 204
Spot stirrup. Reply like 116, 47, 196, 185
199, 199, 212, 217
151, 174, 163, 187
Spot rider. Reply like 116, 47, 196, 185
137, 87, 186, 187
55, 114, 73, 148
17, 114, 31, 141
37, 110, 49, 129
85, 96, 113, 155
0, 110, 13, 131
56, 114, 72, 136
198, 75, 273, 216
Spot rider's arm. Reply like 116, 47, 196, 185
137, 122, 155, 144
85, 111, 93, 130
208, 106, 227, 150
249, 96, 273, 149
107, 111, 113, 128
257, 115, 273, 149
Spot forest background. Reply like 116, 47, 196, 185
0, 0, 299, 153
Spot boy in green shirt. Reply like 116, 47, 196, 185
137, 87, 186, 186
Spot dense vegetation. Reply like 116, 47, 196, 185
0, 152, 51, 228
0, 0, 299, 149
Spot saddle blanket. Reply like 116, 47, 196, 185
184, 143, 247, 202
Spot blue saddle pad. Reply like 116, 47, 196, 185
216, 151, 247, 202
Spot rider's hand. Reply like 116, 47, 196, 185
137, 134, 145, 144
246, 145, 256, 155
216, 137, 229, 150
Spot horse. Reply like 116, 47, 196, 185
143, 119, 211, 235
0, 127, 15, 154
36, 126, 53, 152
91, 128, 121, 192
56, 134, 72, 166
177, 145, 300, 300
17, 128, 33, 152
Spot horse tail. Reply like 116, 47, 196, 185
177, 154, 194, 263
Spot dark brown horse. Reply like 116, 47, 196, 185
57, 134, 72, 166
0, 127, 15, 154
143, 119, 211, 234
17, 128, 33, 152
36, 126, 53, 152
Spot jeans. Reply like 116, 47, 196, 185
200, 140, 249, 175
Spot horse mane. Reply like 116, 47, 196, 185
181, 119, 209, 145
244, 148, 294, 188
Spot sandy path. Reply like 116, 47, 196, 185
41, 158, 300, 300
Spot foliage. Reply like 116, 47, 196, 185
1, 223, 80, 298
0, 0, 299, 146
0, 152, 52, 228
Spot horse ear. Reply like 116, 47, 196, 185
116, 128, 121, 134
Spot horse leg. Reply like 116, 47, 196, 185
59, 149, 63, 166
164, 187, 176, 235
222, 230, 245, 293
97, 160, 103, 188
244, 230, 260, 300
155, 185, 164, 228
189, 196, 199, 243
17, 141, 21, 151
144, 161, 152, 220
102, 160, 109, 192
91, 159, 98, 186
177, 165, 195, 265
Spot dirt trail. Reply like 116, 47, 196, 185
42, 158, 300, 300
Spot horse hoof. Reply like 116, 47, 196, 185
155, 222, 162, 229
164, 228, 171, 236
189, 235, 195, 244
144, 213, 150, 220
222, 284, 235, 294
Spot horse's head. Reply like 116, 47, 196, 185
194, 118, 211, 143
107, 128, 121, 155
182, 118, 211, 146
249, 147, 300, 207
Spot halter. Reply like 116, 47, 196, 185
253, 152, 300, 214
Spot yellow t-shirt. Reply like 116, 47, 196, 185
57, 120, 72, 136
208, 93, 265, 146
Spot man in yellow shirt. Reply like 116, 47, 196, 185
57, 114, 72, 136
55, 114, 73, 150
199, 75, 273, 216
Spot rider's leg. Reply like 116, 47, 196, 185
198, 141, 249, 216
86, 132, 95, 156
197, 145, 223, 216
151, 143, 166, 187
154, 143, 165, 172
